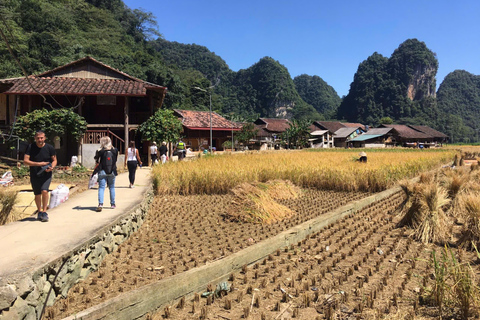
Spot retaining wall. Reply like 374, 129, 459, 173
0, 189, 154, 320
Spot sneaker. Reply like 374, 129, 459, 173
37, 211, 42, 221
96, 204, 103, 212
111, 204, 116, 209
39, 212, 49, 222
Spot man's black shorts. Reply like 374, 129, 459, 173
30, 174, 52, 195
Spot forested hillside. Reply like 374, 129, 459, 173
1, 0, 479, 140
337, 39, 440, 127
293, 74, 341, 120
437, 70, 480, 142
0, 0, 332, 121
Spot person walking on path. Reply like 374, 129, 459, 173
149, 142, 158, 166
159, 141, 168, 164
175, 139, 186, 161
125, 141, 142, 188
23, 130, 57, 222
94, 136, 118, 212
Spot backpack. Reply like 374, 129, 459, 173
101, 150, 115, 175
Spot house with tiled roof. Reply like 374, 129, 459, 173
379, 124, 435, 147
409, 125, 448, 144
253, 118, 291, 150
0, 56, 167, 166
174, 109, 242, 151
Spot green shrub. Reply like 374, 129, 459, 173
12, 165, 30, 178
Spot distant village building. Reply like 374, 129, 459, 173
174, 109, 242, 151
254, 118, 291, 150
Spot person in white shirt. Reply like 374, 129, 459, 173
124, 141, 142, 188
149, 142, 158, 166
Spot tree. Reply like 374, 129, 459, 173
283, 119, 311, 149
13, 108, 87, 142
236, 123, 258, 146
137, 108, 183, 144
379, 116, 394, 125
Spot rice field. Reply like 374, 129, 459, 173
152, 149, 456, 195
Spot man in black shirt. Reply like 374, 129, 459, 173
24, 130, 57, 222
159, 141, 168, 164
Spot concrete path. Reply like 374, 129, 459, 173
0, 167, 152, 278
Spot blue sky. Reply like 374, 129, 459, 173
123, 0, 480, 97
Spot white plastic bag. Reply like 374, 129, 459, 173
49, 184, 69, 209
70, 155, 78, 167
88, 173, 98, 189
0, 171, 13, 187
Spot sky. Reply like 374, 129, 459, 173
123, 0, 480, 97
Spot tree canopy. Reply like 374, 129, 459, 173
137, 109, 183, 144
13, 108, 87, 142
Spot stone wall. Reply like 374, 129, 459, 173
0, 189, 153, 320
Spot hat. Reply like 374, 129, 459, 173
162, 141, 166, 145
153, 142, 157, 145
359, 152, 367, 157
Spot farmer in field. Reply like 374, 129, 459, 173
23, 130, 57, 222
358, 151, 367, 163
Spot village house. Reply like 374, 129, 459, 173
349, 128, 394, 148
378, 124, 444, 147
0, 56, 167, 167
253, 118, 291, 150
308, 122, 334, 148
174, 109, 242, 151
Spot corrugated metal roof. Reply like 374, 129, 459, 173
334, 127, 358, 138
350, 134, 384, 141
310, 130, 329, 136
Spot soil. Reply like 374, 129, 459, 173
44, 188, 371, 319
44, 187, 480, 320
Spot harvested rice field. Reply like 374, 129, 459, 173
147, 189, 480, 320
45, 149, 480, 319
45, 188, 371, 319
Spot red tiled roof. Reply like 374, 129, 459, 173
381, 124, 431, 139
174, 109, 242, 130
0, 77, 163, 96
409, 125, 448, 138
254, 118, 291, 133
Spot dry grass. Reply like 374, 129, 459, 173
153, 150, 455, 195
0, 188, 19, 225
457, 192, 480, 250
225, 180, 298, 224
399, 181, 450, 244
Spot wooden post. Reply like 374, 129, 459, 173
124, 97, 129, 155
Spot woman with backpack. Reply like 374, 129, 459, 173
94, 136, 118, 212
125, 141, 142, 188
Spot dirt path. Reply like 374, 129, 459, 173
44, 189, 371, 319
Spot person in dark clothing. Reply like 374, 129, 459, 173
159, 141, 168, 164
93, 136, 118, 212
358, 151, 368, 163
23, 130, 57, 222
